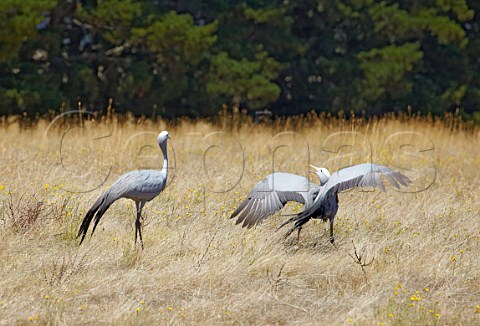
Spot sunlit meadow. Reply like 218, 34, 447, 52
0, 111, 479, 325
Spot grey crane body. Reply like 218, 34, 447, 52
231, 163, 411, 243
77, 131, 170, 248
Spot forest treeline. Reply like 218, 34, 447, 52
1, 0, 479, 120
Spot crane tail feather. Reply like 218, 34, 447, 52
77, 191, 113, 245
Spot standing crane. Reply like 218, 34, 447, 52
77, 131, 170, 249
231, 163, 411, 243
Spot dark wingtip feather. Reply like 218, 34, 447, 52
230, 199, 248, 219
234, 200, 253, 226
402, 174, 413, 185
77, 209, 95, 245
385, 173, 401, 189
376, 173, 386, 192
77, 209, 94, 238
77, 192, 109, 244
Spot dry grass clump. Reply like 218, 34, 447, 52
0, 111, 479, 324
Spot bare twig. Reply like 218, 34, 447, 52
43, 251, 89, 286
197, 230, 218, 269
267, 262, 287, 294
347, 240, 374, 283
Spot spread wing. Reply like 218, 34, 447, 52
297, 163, 412, 221
231, 172, 320, 228
320, 163, 412, 200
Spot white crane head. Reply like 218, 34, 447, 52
309, 164, 331, 185
157, 130, 170, 145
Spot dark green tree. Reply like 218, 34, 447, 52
0, 0, 478, 118
0, 0, 57, 115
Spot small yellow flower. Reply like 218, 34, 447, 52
435, 313, 440, 317
388, 313, 394, 317
44, 183, 50, 190
136, 307, 140, 312
168, 307, 173, 311
451, 255, 456, 262
410, 295, 421, 301
44, 295, 49, 300
140, 300, 144, 305
424, 287, 429, 292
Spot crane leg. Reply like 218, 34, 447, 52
284, 225, 296, 239
329, 218, 334, 244
284, 218, 308, 242
297, 226, 302, 242
135, 201, 145, 249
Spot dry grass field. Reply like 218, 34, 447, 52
0, 112, 479, 325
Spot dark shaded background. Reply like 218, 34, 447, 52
1, 0, 479, 120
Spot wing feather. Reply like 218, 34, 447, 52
385, 173, 400, 189
323, 163, 411, 198
231, 172, 319, 228
375, 173, 385, 192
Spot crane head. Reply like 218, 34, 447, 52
157, 130, 170, 145
309, 164, 331, 186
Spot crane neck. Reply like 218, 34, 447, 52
160, 141, 168, 174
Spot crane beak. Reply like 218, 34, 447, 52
309, 164, 318, 175
309, 164, 320, 170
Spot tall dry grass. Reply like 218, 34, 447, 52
0, 111, 479, 325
